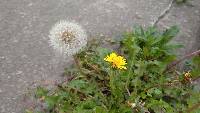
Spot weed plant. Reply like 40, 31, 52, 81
27, 26, 200, 113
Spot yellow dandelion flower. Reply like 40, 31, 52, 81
104, 52, 117, 62
104, 52, 127, 70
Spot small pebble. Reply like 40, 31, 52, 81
16, 71, 23, 75
195, 10, 199, 14
0, 56, 5, 59
135, 12, 142, 19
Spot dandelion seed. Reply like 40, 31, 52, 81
49, 20, 87, 57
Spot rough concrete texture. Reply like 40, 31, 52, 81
0, 0, 200, 112
158, 0, 200, 55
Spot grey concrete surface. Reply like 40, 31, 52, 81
158, 1, 200, 55
0, 0, 200, 112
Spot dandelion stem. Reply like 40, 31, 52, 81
125, 74, 131, 96
126, 59, 134, 96
73, 55, 84, 75
110, 69, 115, 89
167, 49, 200, 71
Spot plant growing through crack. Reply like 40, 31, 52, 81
26, 26, 200, 113
25, 2, 200, 112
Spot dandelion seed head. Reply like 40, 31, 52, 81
49, 20, 87, 57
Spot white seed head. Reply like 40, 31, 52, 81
49, 20, 87, 56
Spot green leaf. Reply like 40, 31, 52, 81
153, 26, 179, 46
94, 106, 108, 113
96, 47, 111, 59
147, 99, 175, 113
154, 88, 162, 95
45, 95, 60, 109
68, 80, 87, 89
25, 109, 33, 113
35, 87, 48, 98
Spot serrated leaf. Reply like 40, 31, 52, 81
45, 95, 60, 109
154, 88, 162, 95
68, 80, 87, 89
35, 87, 48, 98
